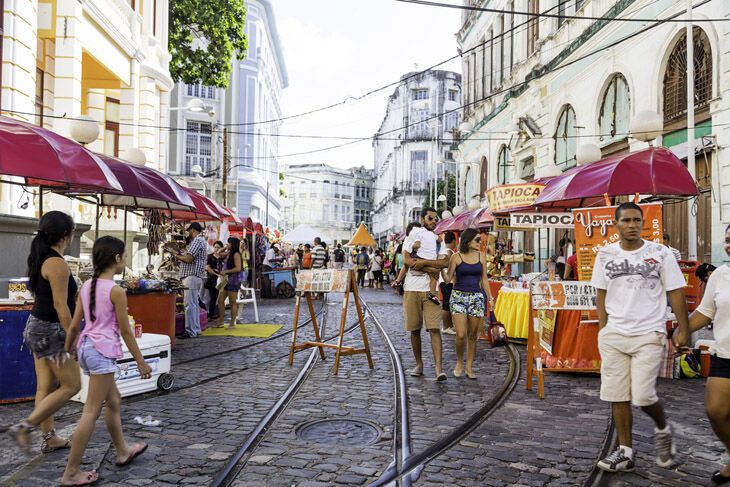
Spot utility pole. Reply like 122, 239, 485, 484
686, 0, 697, 260
222, 127, 229, 206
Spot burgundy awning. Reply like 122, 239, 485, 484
0, 116, 121, 191
535, 147, 699, 208
59, 154, 195, 211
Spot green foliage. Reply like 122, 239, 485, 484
279, 188, 286, 198
422, 173, 457, 212
169, 0, 248, 88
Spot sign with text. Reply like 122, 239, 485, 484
536, 309, 557, 355
495, 216, 534, 232
295, 269, 350, 293
573, 203, 663, 281
510, 212, 574, 229
531, 281, 597, 310
486, 183, 545, 214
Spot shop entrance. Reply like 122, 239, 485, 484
662, 155, 712, 262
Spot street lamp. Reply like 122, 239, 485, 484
124, 148, 147, 165
170, 98, 216, 117
69, 115, 100, 145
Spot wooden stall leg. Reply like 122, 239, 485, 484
289, 295, 302, 366
333, 289, 351, 375
307, 294, 326, 360
526, 312, 535, 391
351, 278, 373, 369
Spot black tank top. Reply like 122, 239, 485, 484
31, 250, 77, 323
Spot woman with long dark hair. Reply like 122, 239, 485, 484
443, 228, 494, 379
8, 211, 81, 454
212, 237, 244, 329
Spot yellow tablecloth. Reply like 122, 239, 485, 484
493, 287, 530, 339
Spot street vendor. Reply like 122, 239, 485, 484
261, 243, 284, 299
170, 222, 207, 338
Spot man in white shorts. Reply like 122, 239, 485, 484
591, 202, 689, 473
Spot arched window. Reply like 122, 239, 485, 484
663, 27, 713, 124
479, 156, 489, 195
497, 146, 510, 185
554, 105, 577, 170
598, 74, 630, 145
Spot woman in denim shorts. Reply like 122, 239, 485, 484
443, 228, 494, 380
213, 237, 245, 329
8, 212, 81, 454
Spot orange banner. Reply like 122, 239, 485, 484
573, 203, 663, 281
485, 183, 545, 213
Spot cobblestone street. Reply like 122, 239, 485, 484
1, 289, 727, 486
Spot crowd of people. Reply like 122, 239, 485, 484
7, 208, 730, 485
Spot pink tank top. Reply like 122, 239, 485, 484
78, 279, 123, 359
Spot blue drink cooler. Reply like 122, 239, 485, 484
0, 308, 37, 403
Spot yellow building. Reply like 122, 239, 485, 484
0, 0, 172, 217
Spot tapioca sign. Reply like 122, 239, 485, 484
486, 183, 545, 213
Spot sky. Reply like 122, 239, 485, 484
273, 0, 462, 170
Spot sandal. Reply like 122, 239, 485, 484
41, 429, 71, 453
436, 372, 448, 382
8, 420, 33, 454
115, 442, 148, 467
60, 470, 98, 486
712, 470, 730, 485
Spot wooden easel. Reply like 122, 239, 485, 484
288, 270, 373, 375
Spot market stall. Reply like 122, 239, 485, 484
524, 147, 699, 398
0, 116, 123, 402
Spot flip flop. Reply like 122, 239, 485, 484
60, 470, 98, 486
712, 470, 730, 485
436, 373, 448, 382
408, 367, 423, 377
466, 371, 477, 380
115, 442, 148, 467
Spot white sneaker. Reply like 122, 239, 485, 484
597, 447, 635, 472
442, 327, 456, 335
655, 423, 676, 468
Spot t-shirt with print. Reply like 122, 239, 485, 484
696, 264, 730, 359
590, 240, 686, 336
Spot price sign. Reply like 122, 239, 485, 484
572, 203, 663, 281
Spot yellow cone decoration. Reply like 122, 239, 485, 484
347, 223, 377, 247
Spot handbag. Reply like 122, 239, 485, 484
216, 273, 229, 291
486, 311, 509, 347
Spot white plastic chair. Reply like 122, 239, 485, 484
237, 285, 259, 323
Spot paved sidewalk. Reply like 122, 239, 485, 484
0, 287, 726, 486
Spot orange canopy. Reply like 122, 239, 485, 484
347, 223, 377, 247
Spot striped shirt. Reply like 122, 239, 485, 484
179, 235, 207, 279
312, 245, 326, 269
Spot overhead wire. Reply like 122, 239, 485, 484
395, 0, 726, 22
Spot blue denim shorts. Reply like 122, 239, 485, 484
23, 315, 69, 363
78, 337, 119, 376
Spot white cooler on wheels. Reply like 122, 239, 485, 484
72, 333, 174, 404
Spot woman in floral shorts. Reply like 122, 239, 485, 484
443, 228, 494, 379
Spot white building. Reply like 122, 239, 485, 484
168, 0, 288, 225
457, 0, 728, 266
371, 70, 462, 244
281, 164, 366, 245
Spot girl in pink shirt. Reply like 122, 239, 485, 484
61, 236, 151, 486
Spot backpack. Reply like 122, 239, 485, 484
302, 253, 313, 269
357, 253, 369, 267
333, 248, 345, 262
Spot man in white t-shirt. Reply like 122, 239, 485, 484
591, 202, 690, 474
688, 224, 730, 483
403, 207, 450, 381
